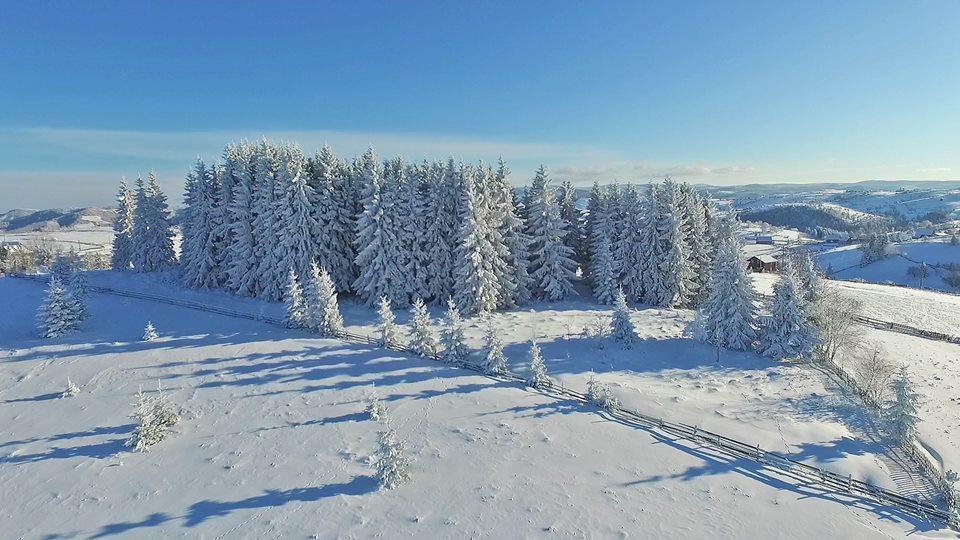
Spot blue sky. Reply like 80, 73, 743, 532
1, 1, 958, 209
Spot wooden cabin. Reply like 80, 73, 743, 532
747, 254, 778, 273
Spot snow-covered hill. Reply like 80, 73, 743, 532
1, 274, 953, 537
815, 239, 960, 293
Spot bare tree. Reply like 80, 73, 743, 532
811, 285, 863, 368
853, 341, 897, 406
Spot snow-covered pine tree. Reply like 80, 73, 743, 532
481, 161, 516, 309
36, 275, 82, 338
557, 179, 584, 268
61, 377, 80, 398
250, 141, 283, 300
376, 295, 402, 348
307, 145, 356, 292
275, 143, 319, 288
353, 148, 407, 305
583, 181, 605, 267
526, 340, 549, 388
886, 366, 921, 447
655, 179, 695, 307
615, 184, 644, 299
760, 264, 818, 359
452, 164, 500, 314
639, 183, 664, 304
693, 216, 758, 351
224, 142, 259, 296
142, 321, 158, 341
366, 388, 388, 422
126, 383, 182, 452
180, 158, 222, 288
110, 179, 136, 271
409, 298, 439, 357
131, 173, 176, 273
610, 286, 638, 345
213, 143, 245, 287
679, 183, 711, 304
422, 159, 458, 303
283, 268, 309, 329
790, 248, 823, 303
496, 161, 534, 308
527, 166, 577, 300
589, 189, 618, 304
304, 263, 344, 336
481, 317, 507, 374
440, 298, 470, 364
375, 428, 411, 489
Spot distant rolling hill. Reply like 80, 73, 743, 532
0, 207, 116, 232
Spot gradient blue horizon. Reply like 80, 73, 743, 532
1, 1, 958, 209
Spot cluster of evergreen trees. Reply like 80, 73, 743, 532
111, 174, 176, 272
175, 141, 583, 315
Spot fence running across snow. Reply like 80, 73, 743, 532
12, 273, 957, 531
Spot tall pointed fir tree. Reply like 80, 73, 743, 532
304, 263, 344, 336
452, 164, 500, 315
409, 298, 439, 357
527, 167, 577, 300
354, 148, 408, 305
225, 142, 259, 296
214, 143, 244, 287
639, 183, 664, 304
557, 179, 584, 268
131, 173, 176, 272
496, 160, 533, 307
36, 275, 83, 338
308, 145, 356, 292
655, 179, 695, 307
180, 158, 222, 289
284, 268, 308, 329
679, 183, 712, 304
250, 141, 283, 300
589, 189, 618, 304
110, 179, 136, 271
583, 181, 605, 268
886, 366, 920, 447
760, 264, 818, 359
422, 159, 458, 303
617, 184, 647, 300
441, 298, 470, 364
790, 249, 823, 303
694, 216, 758, 351
275, 143, 319, 288
399, 161, 431, 302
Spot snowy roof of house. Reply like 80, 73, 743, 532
750, 254, 778, 263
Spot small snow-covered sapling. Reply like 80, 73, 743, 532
60, 377, 80, 398
375, 428, 411, 490
526, 340, 549, 389
142, 321, 159, 341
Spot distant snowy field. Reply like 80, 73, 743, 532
815, 239, 960, 293
2, 274, 954, 537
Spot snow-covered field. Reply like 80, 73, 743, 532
815, 240, 960, 293
2, 227, 114, 255
3, 274, 956, 537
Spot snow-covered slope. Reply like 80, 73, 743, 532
816, 240, 960, 293
1, 275, 954, 537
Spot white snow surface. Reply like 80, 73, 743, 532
816, 239, 960, 293
1, 273, 955, 538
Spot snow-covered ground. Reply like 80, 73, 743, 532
815, 239, 960, 293
3, 274, 955, 537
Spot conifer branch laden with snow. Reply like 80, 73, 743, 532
375, 428, 412, 490
408, 298, 439, 357
376, 295, 402, 349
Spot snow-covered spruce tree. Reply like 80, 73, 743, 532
679, 184, 712, 304
790, 249, 823, 303
557, 179, 584, 268
526, 166, 577, 300
213, 144, 244, 287
283, 269, 309, 329
885, 366, 921, 448
376, 295, 402, 349
655, 179, 695, 307
64, 264, 89, 321
616, 185, 646, 301
526, 340, 549, 388
250, 141, 283, 300
224, 142, 259, 296
482, 161, 519, 310
130, 173, 176, 273
110, 178, 136, 271
142, 321, 158, 341
760, 265, 818, 359
481, 317, 507, 374
398, 161, 431, 303
36, 275, 83, 338
180, 158, 223, 289
126, 383, 182, 452
61, 377, 80, 398
452, 164, 501, 314
589, 191, 618, 304
583, 181, 604, 266
496, 161, 534, 308
366, 388, 388, 422
693, 217, 758, 351
639, 183, 664, 305
353, 148, 407, 305
586, 374, 620, 412
422, 159, 458, 303
440, 298, 470, 364
304, 263, 344, 336
275, 144, 319, 291
610, 287, 638, 346
307, 145, 356, 292
375, 428, 411, 490
409, 298, 439, 357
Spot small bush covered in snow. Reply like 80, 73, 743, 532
60, 378, 80, 398
127, 383, 182, 452
586, 374, 620, 412
366, 389, 388, 422
375, 428, 411, 490
142, 321, 159, 341
526, 340, 549, 388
